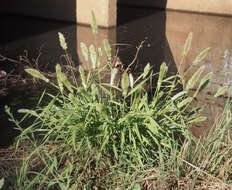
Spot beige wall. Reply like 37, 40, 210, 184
77, 0, 117, 27
167, 0, 232, 16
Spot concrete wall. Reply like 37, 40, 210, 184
77, 0, 117, 27
167, 0, 232, 16
2, 0, 232, 27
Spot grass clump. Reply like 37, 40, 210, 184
2, 15, 232, 189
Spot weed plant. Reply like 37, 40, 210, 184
2, 13, 231, 189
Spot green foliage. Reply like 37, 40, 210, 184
0, 178, 4, 189
214, 86, 228, 98
91, 10, 98, 36
5, 18, 221, 188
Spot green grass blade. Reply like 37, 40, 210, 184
193, 72, 212, 97
186, 65, 205, 91
188, 116, 207, 124
56, 64, 64, 93
110, 68, 118, 85
193, 47, 211, 65
129, 73, 134, 88
177, 97, 193, 109
25, 68, 49, 83
157, 62, 168, 92
182, 32, 193, 58
143, 63, 151, 79
18, 109, 39, 117
103, 39, 112, 61
89, 44, 97, 69
214, 86, 228, 98
121, 71, 129, 96
79, 66, 87, 89
171, 91, 187, 102
60, 73, 74, 93
0, 178, 4, 189
80, 42, 89, 62
91, 10, 98, 36
127, 77, 149, 97
97, 47, 103, 67
58, 32, 68, 51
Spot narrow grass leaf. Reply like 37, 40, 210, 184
110, 68, 118, 85
127, 78, 148, 97
186, 65, 205, 91
68, 93, 77, 105
147, 117, 159, 135
134, 124, 142, 143
25, 68, 49, 83
91, 10, 98, 36
151, 91, 164, 107
194, 72, 212, 97
101, 83, 122, 92
171, 91, 187, 101
100, 135, 109, 152
97, 47, 103, 67
79, 66, 87, 89
214, 86, 228, 98
60, 73, 73, 93
121, 71, 129, 96
193, 47, 211, 65
80, 42, 89, 62
103, 39, 111, 61
188, 116, 207, 124
89, 44, 97, 69
58, 32, 67, 51
182, 32, 193, 57
177, 97, 193, 109
56, 64, 64, 93
120, 131, 125, 150
18, 109, 39, 117
143, 63, 150, 79
113, 143, 118, 160
129, 73, 134, 88
0, 178, 4, 189
157, 62, 168, 92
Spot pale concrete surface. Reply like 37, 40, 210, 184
77, 0, 117, 27
167, 0, 232, 16
166, 11, 232, 137
2, 0, 232, 26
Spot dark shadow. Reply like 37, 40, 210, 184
0, 1, 78, 148
0, 0, 77, 45
1, 0, 76, 23
0, 15, 73, 45
117, 0, 167, 25
116, 1, 176, 74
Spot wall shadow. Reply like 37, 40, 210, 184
1, 0, 76, 23
116, 1, 176, 74
0, 0, 76, 44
